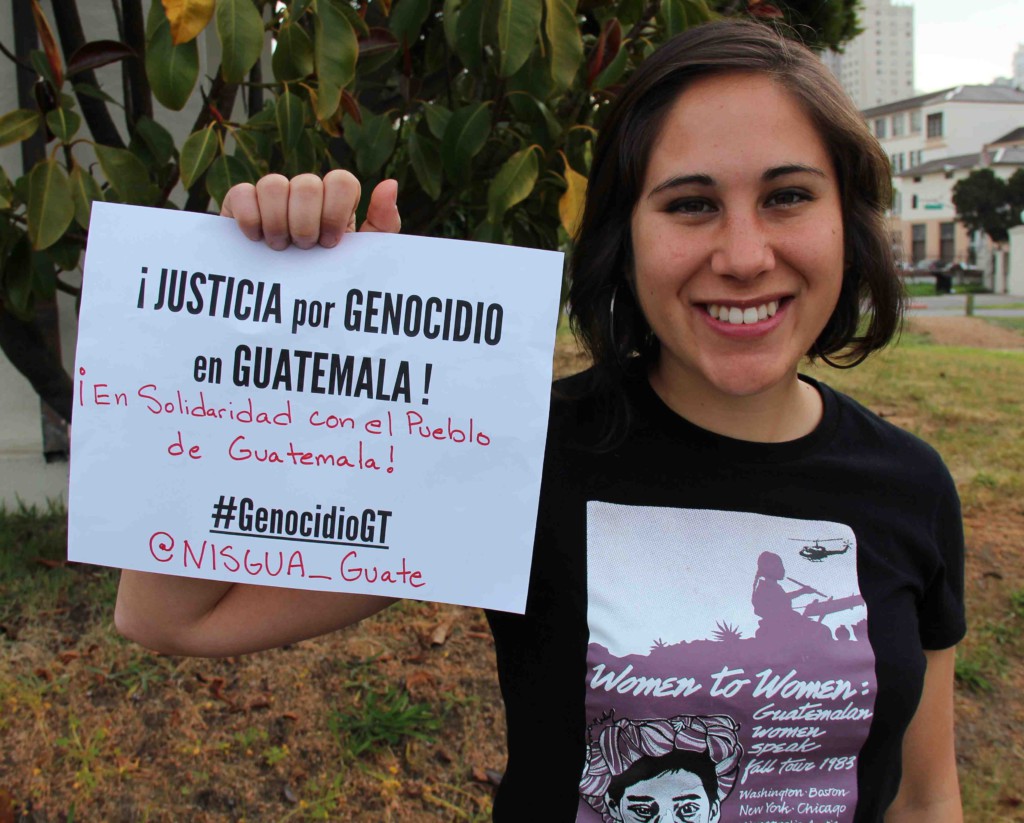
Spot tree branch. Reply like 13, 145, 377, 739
0, 303, 74, 424
50, 0, 127, 148
121, 0, 152, 126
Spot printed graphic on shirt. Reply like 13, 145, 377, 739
578, 503, 876, 823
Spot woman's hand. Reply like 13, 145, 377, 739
221, 170, 401, 250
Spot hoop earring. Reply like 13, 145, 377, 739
608, 286, 623, 362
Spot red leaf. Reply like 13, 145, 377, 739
340, 89, 362, 124
359, 28, 400, 58
67, 40, 137, 76
748, 1, 785, 19
31, 0, 63, 88
586, 28, 607, 88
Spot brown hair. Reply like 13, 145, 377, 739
567, 19, 902, 436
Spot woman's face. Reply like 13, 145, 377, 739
610, 767, 721, 823
630, 71, 845, 406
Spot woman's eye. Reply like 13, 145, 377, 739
766, 189, 811, 207
669, 199, 715, 215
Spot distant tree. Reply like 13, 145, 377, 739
0, 0, 862, 427
952, 167, 1024, 244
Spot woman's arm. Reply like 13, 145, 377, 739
884, 646, 962, 822
115, 171, 403, 658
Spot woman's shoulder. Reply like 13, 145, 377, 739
817, 379, 954, 486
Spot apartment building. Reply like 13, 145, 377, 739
821, 0, 914, 109
864, 86, 1024, 267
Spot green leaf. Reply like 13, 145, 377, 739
389, 0, 431, 47
315, 0, 358, 120
441, 103, 491, 182
487, 146, 539, 222
684, 0, 713, 24
272, 21, 314, 80
661, 0, 689, 37
452, 0, 487, 71
95, 144, 151, 202
27, 160, 74, 251
179, 125, 219, 189
69, 163, 104, 229
206, 154, 252, 207
216, 0, 265, 83
543, 0, 582, 92
0, 109, 42, 147
135, 116, 176, 166
594, 39, 629, 89
334, 2, 370, 38
408, 129, 442, 200
276, 89, 305, 152
343, 110, 397, 176
44, 105, 80, 142
497, 0, 542, 78
4, 238, 35, 318
73, 82, 121, 106
422, 103, 451, 140
146, 2, 199, 110
42, 236, 80, 275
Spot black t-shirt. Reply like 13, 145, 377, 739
487, 367, 965, 823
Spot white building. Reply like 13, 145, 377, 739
864, 86, 1024, 270
1014, 43, 1024, 90
821, 0, 914, 110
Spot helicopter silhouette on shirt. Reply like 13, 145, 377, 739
789, 537, 853, 562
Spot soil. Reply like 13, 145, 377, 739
908, 316, 1024, 350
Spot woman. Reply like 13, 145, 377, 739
116, 19, 964, 821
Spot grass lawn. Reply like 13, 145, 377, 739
3, 332, 1023, 820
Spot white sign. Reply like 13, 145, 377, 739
68, 203, 563, 613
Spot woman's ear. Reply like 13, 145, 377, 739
709, 798, 722, 823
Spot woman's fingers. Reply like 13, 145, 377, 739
255, 174, 291, 250
221, 183, 263, 241
287, 174, 326, 249
360, 179, 402, 234
223, 172, 397, 249
320, 169, 362, 248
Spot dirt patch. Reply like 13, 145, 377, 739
909, 316, 1024, 349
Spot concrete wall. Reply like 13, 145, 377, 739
1009, 226, 1024, 296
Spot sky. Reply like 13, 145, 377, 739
906, 0, 1022, 92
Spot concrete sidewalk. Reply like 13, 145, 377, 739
905, 293, 1024, 317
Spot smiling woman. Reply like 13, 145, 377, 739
115, 18, 965, 823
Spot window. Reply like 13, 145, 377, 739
910, 110, 922, 133
892, 113, 905, 136
911, 195, 918, 209
912, 224, 926, 262
874, 118, 887, 138
927, 112, 943, 138
940, 222, 955, 262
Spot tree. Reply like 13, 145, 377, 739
0, 0, 860, 427
952, 167, 1024, 245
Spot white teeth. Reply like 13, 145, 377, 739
706, 300, 782, 325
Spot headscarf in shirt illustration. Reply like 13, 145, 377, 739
580, 713, 743, 823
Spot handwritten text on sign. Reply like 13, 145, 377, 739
68, 203, 563, 613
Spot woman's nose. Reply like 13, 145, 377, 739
710, 213, 775, 280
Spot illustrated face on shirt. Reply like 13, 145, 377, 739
609, 768, 720, 823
